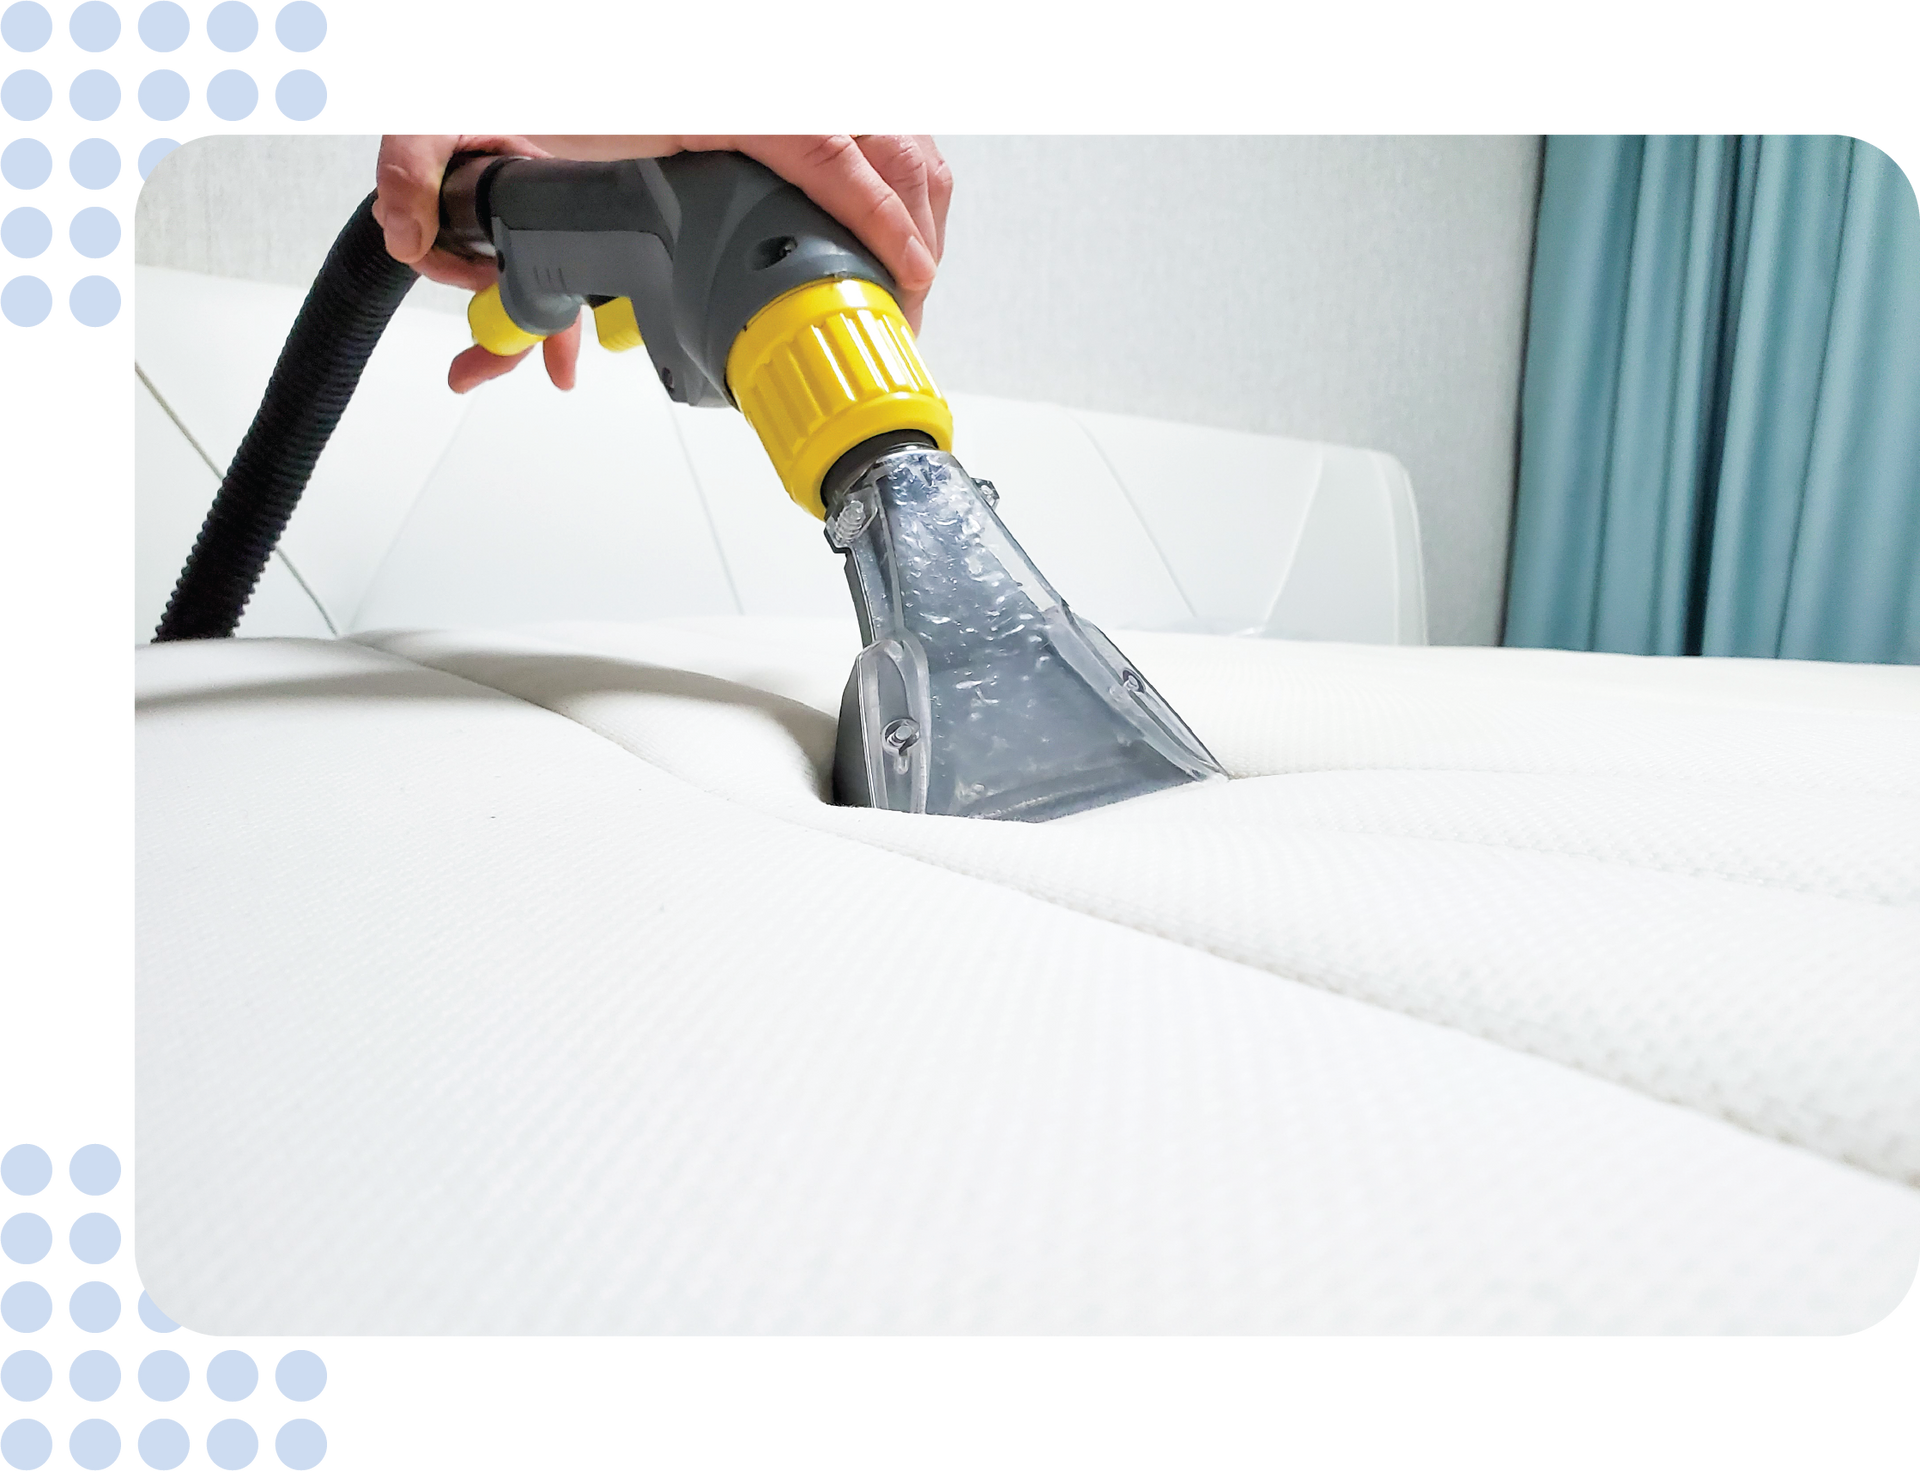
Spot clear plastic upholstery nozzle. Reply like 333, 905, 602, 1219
826, 445, 1228, 821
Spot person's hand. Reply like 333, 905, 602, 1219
526, 136, 953, 334
373, 134, 953, 396
373, 134, 583, 395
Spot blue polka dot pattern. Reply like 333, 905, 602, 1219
137, 1413, 194, 1471
200, 1351, 261, 1405
63, 1351, 126, 1405
0, 1152, 336, 1471
1, 1, 330, 330
0, 3, 57, 57
135, 64, 191, 122
64, 1, 125, 56
63, 65, 123, 124
0, 1275, 54, 1336
64, 1282, 125, 1344
0, 1351, 56, 1405
66, 1212, 120, 1263
0, 64, 56, 124
64, 1413, 125, 1471
266, 1351, 326, 1413
134, 1351, 192, 1405
204, 1413, 263, 1471
270, 63, 322, 122
270, 1413, 330, 1471
65, 199, 124, 261
0, 1213, 54, 1267
200, 63, 257, 123
137, 2, 194, 55
63, 1144, 123, 1205
272, 1, 324, 54
0, 1421, 56, 1471
201, 0, 259, 55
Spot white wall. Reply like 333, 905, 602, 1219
135, 135, 469, 313
136, 134, 1542, 645
918, 137, 1541, 646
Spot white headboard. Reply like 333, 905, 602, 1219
135, 266, 1426, 647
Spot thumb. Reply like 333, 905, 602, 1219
373, 134, 458, 265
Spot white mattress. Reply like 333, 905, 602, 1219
135, 624, 1920, 1334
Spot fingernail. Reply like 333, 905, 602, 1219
903, 236, 935, 287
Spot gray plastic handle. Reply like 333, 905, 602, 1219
438, 151, 896, 408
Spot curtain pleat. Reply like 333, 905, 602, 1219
1506, 135, 1920, 663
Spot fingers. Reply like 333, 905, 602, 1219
423, 134, 955, 389
446, 312, 581, 395
862, 135, 950, 333
523, 135, 680, 160
447, 341, 532, 395
410, 249, 496, 294
387, 134, 564, 393
890, 288, 929, 337
919, 135, 954, 261
855, 134, 941, 274
375, 134, 548, 270
723, 135, 938, 297
373, 134, 458, 265
541, 315, 582, 391
724, 135, 948, 334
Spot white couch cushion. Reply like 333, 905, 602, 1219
136, 629, 1920, 1334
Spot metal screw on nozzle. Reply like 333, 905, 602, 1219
827, 497, 870, 549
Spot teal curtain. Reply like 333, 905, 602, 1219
1505, 136, 1920, 663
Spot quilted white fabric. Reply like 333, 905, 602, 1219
364, 620, 1920, 1188
137, 631, 1920, 1334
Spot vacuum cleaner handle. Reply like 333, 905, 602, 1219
437, 151, 892, 408
156, 160, 1224, 824
437, 149, 954, 519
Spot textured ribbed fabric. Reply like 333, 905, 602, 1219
136, 628, 1920, 1334
370, 618, 1920, 1188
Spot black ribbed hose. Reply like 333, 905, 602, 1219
153, 192, 417, 641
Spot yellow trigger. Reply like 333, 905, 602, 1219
593, 297, 644, 353
467, 283, 544, 357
